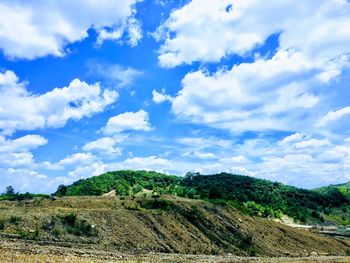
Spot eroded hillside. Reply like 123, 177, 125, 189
0, 195, 349, 258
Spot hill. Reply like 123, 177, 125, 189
0, 196, 349, 258
314, 182, 350, 200
54, 170, 350, 225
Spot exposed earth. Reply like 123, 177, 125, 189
0, 196, 349, 262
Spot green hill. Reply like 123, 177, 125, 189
55, 170, 350, 224
314, 181, 350, 200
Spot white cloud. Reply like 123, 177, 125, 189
222, 155, 250, 164
122, 156, 173, 171
156, 0, 350, 67
82, 136, 124, 157
0, 134, 47, 168
278, 133, 305, 145
1, 168, 48, 193
0, 70, 118, 134
293, 138, 331, 149
152, 89, 173, 104
0, 152, 35, 168
171, 51, 325, 132
39, 152, 96, 171
178, 136, 233, 150
68, 161, 107, 179
0, 1, 142, 59
157, 0, 350, 135
87, 62, 143, 88
102, 110, 151, 134
183, 151, 216, 159
0, 134, 47, 153
317, 106, 350, 126
58, 152, 95, 166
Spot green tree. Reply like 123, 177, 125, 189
5, 186, 15, 195
55, 185, 67, 196
132, 184, 143, 195
115, 179, 131, 196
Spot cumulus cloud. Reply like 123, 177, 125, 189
87, 62, 143, 88
152, 89, 173, 104
0, 134, 47, 169
0, 1, 142, 59
122, 156, 173, 171
0, 134, 47, 153
171, 51, 326, 132
82, 136, 124, 157
102, 110, 151, 135
317, 106, 350, 126
154, 0, 350, 134
58, 152, 95, 166
278, 133, 305, 145
183, 151, 216, 159
68, 161, 107, 179
156, 0, 350, 67
293, 138, 331, 149
0, 70, 118, 134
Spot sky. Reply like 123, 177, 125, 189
0, 0, 350, 193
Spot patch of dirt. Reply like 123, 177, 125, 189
102, 190, 116, 197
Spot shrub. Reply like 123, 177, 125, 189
60, 213, 95, 236
138, 198, 174, 210
9, 216, 21, 225
61, 213, 77, 226
0, 219, 5, 230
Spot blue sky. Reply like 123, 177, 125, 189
0, 0, 350, 193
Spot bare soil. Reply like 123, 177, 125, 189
0, 239, 349, 263
0, 196, 349, 262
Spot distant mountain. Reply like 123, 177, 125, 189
314, 181, 350, 200
55, 170, 350, 225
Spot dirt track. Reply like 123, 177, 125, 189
0, 239, 349, 263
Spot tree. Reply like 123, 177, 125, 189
115, 179, 130, 196
132, 184, 143, 195
5, 186, 15, 195
55, 185, 67, 196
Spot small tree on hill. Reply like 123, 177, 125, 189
55, 185, 68, 196
5, 186, 15, 195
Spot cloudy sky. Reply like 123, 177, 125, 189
0, 0, 350, 193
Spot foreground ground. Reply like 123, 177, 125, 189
0, 239, 349, 263
0, 196, 349, 262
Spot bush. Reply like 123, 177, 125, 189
61, 213, 77, 226
60, 213, 95, 236
0, 219, 5, 230
9, 216, 22, 225
138, 198, 174, 210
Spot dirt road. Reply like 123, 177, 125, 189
0, 239, 349, 263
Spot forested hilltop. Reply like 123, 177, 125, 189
53, 170, 350, 225
314, 182, 350, 200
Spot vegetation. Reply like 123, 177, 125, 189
181, 172, 349, 222
52, 170, 350, 224
314, 182, 350, 200
59, 170, 184, 197
0, 186, 50, 201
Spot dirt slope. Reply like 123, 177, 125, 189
0, 196, 349, 257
